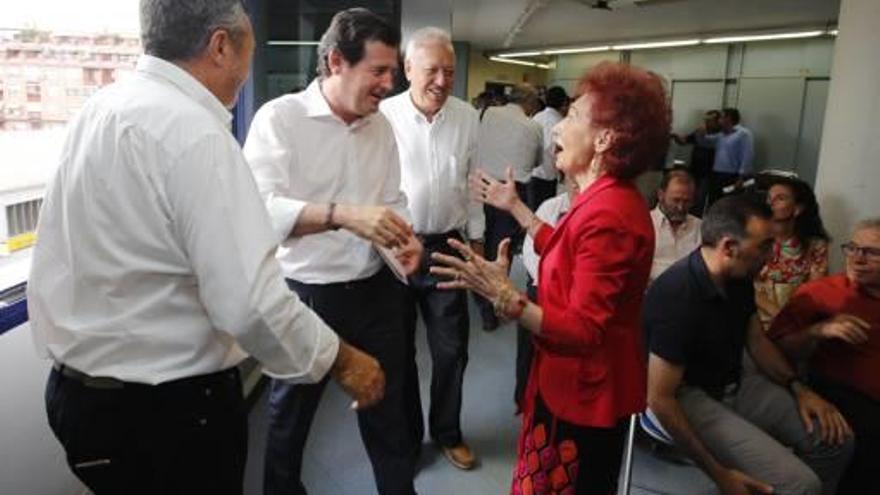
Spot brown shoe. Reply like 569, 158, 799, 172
442, 442, 476, 470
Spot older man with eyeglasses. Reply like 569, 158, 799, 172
769, 217, 880, 493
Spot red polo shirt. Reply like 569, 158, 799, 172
768, 274, 880, 401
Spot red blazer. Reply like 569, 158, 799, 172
526, 175, 654, 427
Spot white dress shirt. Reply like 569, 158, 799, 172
27, 55, 338, 384
650, 207, 703, 282
476, 104, 543, 183
380, 91, 484, 239
243, 80, 410, 284
522, 192, 571, 283
531, 107, 563, 181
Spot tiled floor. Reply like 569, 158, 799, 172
243, 260, 719, 494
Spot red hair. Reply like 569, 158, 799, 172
576, 61, 671, 180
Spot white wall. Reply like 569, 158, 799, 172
0, 322, 85, 495
549, 37, 836, 184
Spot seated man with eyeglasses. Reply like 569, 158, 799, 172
769, 217, 880, 493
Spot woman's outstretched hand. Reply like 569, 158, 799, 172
470, 167, 520, 212
430, 237, 515, 301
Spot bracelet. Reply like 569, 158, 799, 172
326, 203, 339, 230
492, 286, 527, 320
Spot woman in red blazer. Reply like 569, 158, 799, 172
431, 62, 670, 494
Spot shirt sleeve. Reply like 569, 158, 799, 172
465, 114, 486, 240
166, 133, 339, 383
538, 209, 644, 350
644, 280, 693, 365
242, 104, 307, 244
381, 122, 411, 224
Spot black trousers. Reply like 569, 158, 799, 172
45, 366, 246, 495
811, 375, 880, 494
263, 268, 418, 495
514, 283, 539, 407
527, 177, 558, 212
405, 231, 471, 448
476, 181, 529, 327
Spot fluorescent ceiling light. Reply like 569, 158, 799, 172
828, 29, 839, 36
497, 51, 542, 58
267, 40, 320, 46
612, 39, 701, 50
704, 30, 825, 44
542, 46, 611, 55
488, 56, 550, 69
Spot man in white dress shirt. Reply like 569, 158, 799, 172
27, 1, 384, 493
527, 86, 569, 211
650, 167, 703, 283
243, 8, 422, 495
380, 27, 483, 471
475, 85, 543, 329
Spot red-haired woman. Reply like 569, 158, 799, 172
430, 61, 670, 494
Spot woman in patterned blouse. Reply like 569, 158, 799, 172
755, 176, 830, 329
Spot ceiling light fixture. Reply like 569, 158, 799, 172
497, 51, 543, 58
703, 30, 825, 44
612, 39, 701, 50
488, 56, 551, 69
541, 45, 611, 55
827, 29, 839, 36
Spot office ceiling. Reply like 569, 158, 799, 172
453, 0, 841, 50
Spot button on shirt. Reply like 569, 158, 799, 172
380, 92, 484, 239
649, 207, 702, 282
243, 81, 410, 284
645, 250, 757, 399
698, 125, 755, 176
530, 107, 563, 181
27, 55, 338, 384
522, 192, 570, 282
476, 104, 543, 183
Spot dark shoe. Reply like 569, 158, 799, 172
442, 442, 476, 470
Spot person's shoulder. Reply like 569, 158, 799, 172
254, 93, 307, 123
379, 91, 408, 113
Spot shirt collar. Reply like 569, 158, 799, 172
571, 175, 619, 210
303, 79, 373, 129
136, 54, 231, 128
688, 249, 723, 300
653, 207, 694, 233
404, 90, 447, 124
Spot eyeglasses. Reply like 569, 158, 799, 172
841, 242, 880, 260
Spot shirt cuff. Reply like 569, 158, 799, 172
263, 326, 340, 383
267, 195, 307, 244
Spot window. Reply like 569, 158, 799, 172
1, 1, 140, 259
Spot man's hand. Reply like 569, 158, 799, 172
330, 341, 385, 410
714, 468, 774, 495
811, 314, 870, 345
394, 234, 423, 276
334, 205, 412, 249
793, 382, 852, 445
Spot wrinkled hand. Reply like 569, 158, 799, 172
794, 385, 852, 445
429, 237, 514, 300
715, 468, 774, 495
470, 167, 520, 212
331, 341, 385, 410
394, 234, 423, 276
337, 205, 412, 249
813, 314, 870, 345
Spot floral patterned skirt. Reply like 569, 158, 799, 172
511, 394, 628, 495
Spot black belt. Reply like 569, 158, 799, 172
53, 362, 125, 389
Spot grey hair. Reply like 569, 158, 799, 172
140, 0, 247, 62
854, 217, 880, 233
404, 27, 454, 62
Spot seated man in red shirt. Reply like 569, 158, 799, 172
769, 217, 880, 493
